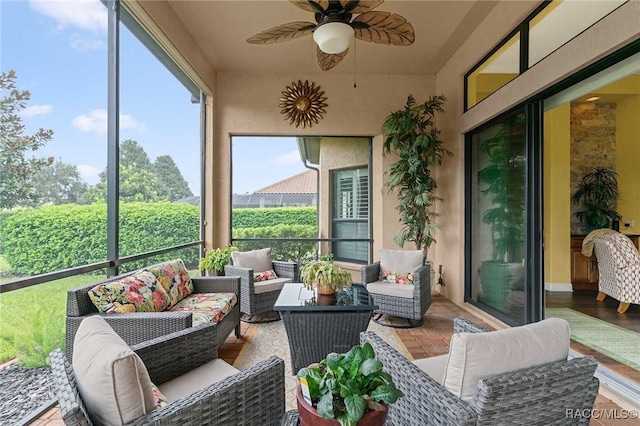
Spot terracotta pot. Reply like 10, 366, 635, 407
316, 281, 335, 295
296, 386, 388, 426
316, 294, 337, 306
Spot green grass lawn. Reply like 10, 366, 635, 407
0, 274, 99, 367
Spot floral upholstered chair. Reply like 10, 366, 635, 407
583, 229, 640, 313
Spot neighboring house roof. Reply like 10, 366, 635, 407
254, 170, 317, 194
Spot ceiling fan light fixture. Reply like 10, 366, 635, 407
313, 22, 354, 54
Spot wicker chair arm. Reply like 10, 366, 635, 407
49, 349, 91, 426
472, 356, 599, 425
412, 263, 430, 297
453, 317, 491, 334
66, 312, 193, 358
361, 262, 381, 284
128, 356, 286, 426
273, 261, 299, 281
132, 323, 219, 384
192, 276, 241, 294
360, 331, 477, 426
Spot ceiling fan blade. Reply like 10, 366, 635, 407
247, 22, 316, 44
317, 46, 348, 71
341, 0, 383, 14
289, 0, 329, 13
352, 11, 415, 46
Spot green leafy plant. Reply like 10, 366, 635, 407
300, 259, 352, 291
478, 112, 526, 263
382, 94, 450, 257
199, 245, 236, 274
297, 343, 404, 426
571, 167, 621, 231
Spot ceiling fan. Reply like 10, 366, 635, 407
247, 0, 415, 71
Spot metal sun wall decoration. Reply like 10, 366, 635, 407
280, 80, 328, 128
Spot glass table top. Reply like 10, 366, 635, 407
273, 283, 376, 312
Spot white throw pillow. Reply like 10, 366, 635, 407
72, 316, 156, 425
231, 247, 273, 272
442, 318, 570, 403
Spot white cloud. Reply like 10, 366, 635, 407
72, 109, 145, 134
77, 164, 101, 184
70, 38, 105, 52
29, 0, 107, 34
20, 104, 53, 118
275, 150, 302, 165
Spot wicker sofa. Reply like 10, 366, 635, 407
359, 318, 600, 425
65, 259, 241, 357
51, 316, 285, 426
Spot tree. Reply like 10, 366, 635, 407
31, 159, 89, 205
0, 69, 54, 209
382, 95, 450, 257
120, 139, 152, 170
154, 155, 192, 201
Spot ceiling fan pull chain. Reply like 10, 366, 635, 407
353, 39, 357, 89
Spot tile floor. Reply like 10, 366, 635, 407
32, 296, 637, 425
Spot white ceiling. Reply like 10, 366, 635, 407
165, 0, 501, 75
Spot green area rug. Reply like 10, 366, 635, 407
546, 308, 640, 370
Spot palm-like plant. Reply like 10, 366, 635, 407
382, 95, 450, 257
571, 167, 621, 230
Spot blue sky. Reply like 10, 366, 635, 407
2, 0, 307, 194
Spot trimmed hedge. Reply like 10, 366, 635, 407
232, 206, 316, 228
232, 224, 318, 262
1, 205, 319, 275
1, 203, 200, 275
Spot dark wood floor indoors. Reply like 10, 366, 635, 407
546, 290, 640, 385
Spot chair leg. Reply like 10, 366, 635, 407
617, 302, 630, 314
596, 292, 606, 301
235, 323, 242, 338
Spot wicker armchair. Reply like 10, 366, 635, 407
225, 248, 299, 318
360, 318, 600, 425
65, 267, 241, 358
50, 321, 286, 426
361, 249, 431, 327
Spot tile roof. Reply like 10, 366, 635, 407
254, 170, 317, 194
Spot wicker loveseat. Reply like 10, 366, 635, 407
65, 258, 241, 357
360, 318, 599, 425
51, 316, 285, 426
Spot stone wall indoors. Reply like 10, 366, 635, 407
570, 102, 617, 232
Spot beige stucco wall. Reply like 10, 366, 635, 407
210, 72, 436, 258
435, 0, 640, 305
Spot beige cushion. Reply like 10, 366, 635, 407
158, 358, 239, 401
413, 354, 449, 385
254, 277, 290, 294
380, 249, 423, 275
442, 318, 570, 403
72, 316, 156, 425
366, 281, 415, 299
231, 248, 273, 272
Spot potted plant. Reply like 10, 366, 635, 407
296, 342, 404, 426
198, 246, 236, 276
477, 112, 526, 309
301, 255, 352, 295
571, 167, 621, 233
382, 94, 450, 259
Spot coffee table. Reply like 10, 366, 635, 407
273, 283, 377, 374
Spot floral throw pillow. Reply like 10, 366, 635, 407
88, 271, 171, 313
381, 269, 415, 285
151, 383, 169, 409
147, 259, 194, 307
253, 270, 278, 282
